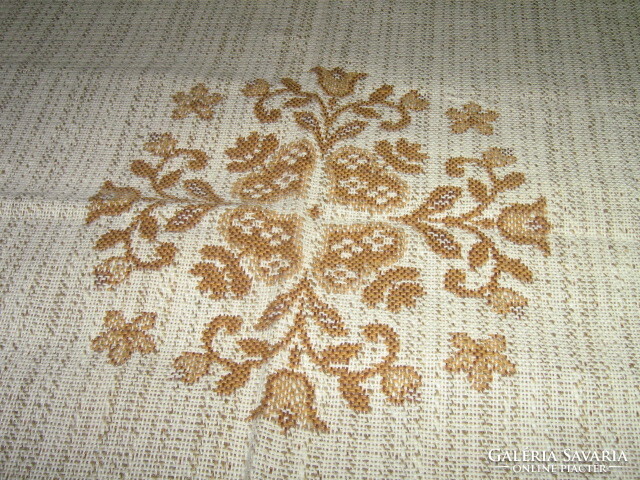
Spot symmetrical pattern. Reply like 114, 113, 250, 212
444, 333, 516, 391
87, 67, 551, 432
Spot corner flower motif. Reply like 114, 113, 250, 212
444, 333, 515, 391
446, 102, 499, 135
86, 181, 140, 224
497, 198, 551, 255
91, 311, 157, 365
248, 369, 329, 433
171, 83, 223, 120
310, 66, 367, 97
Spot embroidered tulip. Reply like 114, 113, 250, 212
381, 365, 422, 403
497, 198, 551, 255
249, 370, 328, 432
310, 66, 367, 97
91, 311, 157, 365
86, 181, 140, 224
486, 287, 528, 315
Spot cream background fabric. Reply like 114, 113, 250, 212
0, 1, 639, 478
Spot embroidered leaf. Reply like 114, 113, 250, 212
184, 149, 208, 170
157, 169, 182, 190
225, 132, 279, 172
95, 229, 129, 250
468, 241, 490, 269
281, 78, 302, 92
174, 352, 213, 384
283, 96, 312, 108
353, 106, 381, 119
496, 172, 526, 191
387, 283, 425, 312
338, 375, 371, 412
310, 298, 348, 337
445, 157, 467, 177
421, 186, 463, 214
468, 178, 490, 203
94, 256, 133, 287
417, 224, 462, 259
237, 339, 272, 358
319, 343, 362, 364
294, 111, 321, 133
183, 179, 219, 199
216, 362, 253, 395
255, 290, 295, 330
138, 215, 159, 240
331, 121, 368, 144
496, 254, 534, 283
254, 98, 282, 123
131, 159, 155, 178
368, 84, 393, 102
165, 205, 212, 232
202, 315, 243, 345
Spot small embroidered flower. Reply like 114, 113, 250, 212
310, 66, 367, 97
86, 181, 140, 224
497, 198, 551, 255
444, 333, 516, 391
248, 369, 329, 432
400, 90, 429, 111
171, 84, 223, 120
91, 311, 157, 365
446, 102, 499, 135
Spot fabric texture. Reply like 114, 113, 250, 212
0, 1, 638, 478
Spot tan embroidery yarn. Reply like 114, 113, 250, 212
3, 2, 639, 479
85, 67, 553, 433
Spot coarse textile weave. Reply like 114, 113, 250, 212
0, 1, 639, 479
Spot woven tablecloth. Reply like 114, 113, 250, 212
1, 1, 639, 478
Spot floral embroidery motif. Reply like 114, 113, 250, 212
174, 279, 422, 432
87, 66, 551, 431
231, 138, 317, 202
91, 311, 157, 365
394, 147, 551, 315
313, 223, 405, 292
444, 333, 516, 391
446, 102, 499, 135
171, 83, 223, 120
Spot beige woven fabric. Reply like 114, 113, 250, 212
1, 1, 639, 478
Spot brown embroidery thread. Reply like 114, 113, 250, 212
444, 333, 516, 391
87, 66, 551, 432
91, 311, 157, 365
